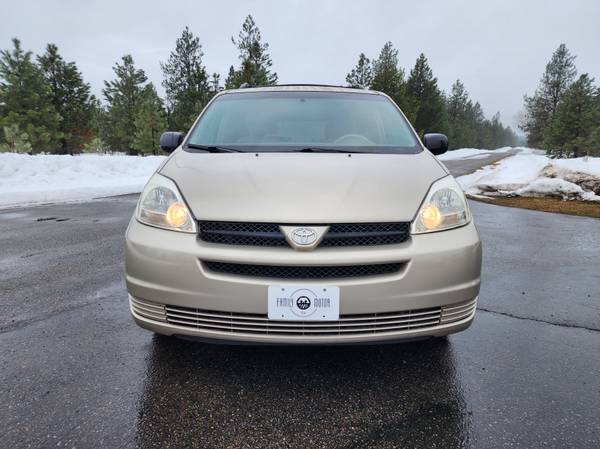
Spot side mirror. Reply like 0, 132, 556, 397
422, 133, 448, 155
159, 132, 184, 153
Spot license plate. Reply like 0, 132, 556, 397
268, 285, 340, 321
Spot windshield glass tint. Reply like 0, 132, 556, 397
187, 91, 419, 153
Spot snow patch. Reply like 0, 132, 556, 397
458, 154, 549, 194
551, 157, 600, 177
516, 177, 589, 199
0, 153, 166, 208
457, 152, 600, 202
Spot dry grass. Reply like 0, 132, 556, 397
469, 195, 600, 219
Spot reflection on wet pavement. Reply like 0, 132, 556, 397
136, 337, 470, 448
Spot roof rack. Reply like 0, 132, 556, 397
275, 83, 363, 89
237, 83, 364, 89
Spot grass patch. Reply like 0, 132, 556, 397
469, 195, 600, 219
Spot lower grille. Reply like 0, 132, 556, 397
441, 298, 478, 324
203, 261, 404, 279
163, 306, 441, 335
130, 295, 166, 322
130, 297, 477, 337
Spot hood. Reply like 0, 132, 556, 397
160, 150, 448, 223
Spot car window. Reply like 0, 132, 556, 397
187, 91, 420, 153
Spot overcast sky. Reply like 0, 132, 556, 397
2, 0, 599, 129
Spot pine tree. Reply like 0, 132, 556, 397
226, 15, 277, 88
544, 74, 596, 157
479, 112, 516, 149
521, 44, 577, 148
0, 38, 61, 151
89, 96, 105, 133
88, 97, 112, 150
103, 55, 149, 153
224, 66, 236, 89
37, 43, 94, 154
0, 124, 32, 153
161, 27, 211, 132
406, 53, 446, 135
587, 91, 600, 156
468, 102, 486, 147
133, 84, 167, 155
370, 42, 408, 114
346, 53, 372, 88
82, 136, 107, 153
443, 81, 517, 150
209, 73, 221, 96
446, 80, 473, 148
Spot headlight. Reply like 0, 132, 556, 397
411, 175, 471, 234
135, 174, 197, 233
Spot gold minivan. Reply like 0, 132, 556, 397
125, 85, 481, 344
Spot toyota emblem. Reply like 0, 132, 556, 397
291, 227, 317, 245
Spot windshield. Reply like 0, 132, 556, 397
186, 91, 420, 153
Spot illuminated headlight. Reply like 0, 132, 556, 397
135, 174, 196, 233
411, 175, 471, 234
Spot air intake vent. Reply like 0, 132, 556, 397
203, 261, 404, 279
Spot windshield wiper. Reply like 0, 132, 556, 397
187, 144, 362, 154
296, 147, 363, 154
186, 143, 243, 153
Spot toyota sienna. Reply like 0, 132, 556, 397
125, 85, 481, 344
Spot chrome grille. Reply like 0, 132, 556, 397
165, 306, 441, 335
203, 261, 404, 279
198, 221, 410, 247
129, 295, 166, 322
130, 297, 477, 337
441, 298, 478, 324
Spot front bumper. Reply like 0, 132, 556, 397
125, 219, 481, 344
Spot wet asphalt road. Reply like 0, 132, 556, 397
440, 149, 517, 177
1, 158, 600, 448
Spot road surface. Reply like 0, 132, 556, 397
1, 156, 599, 448
440, 148, 518, 177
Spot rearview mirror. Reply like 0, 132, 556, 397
159, 132, 184, 153
422, 133, 448, 155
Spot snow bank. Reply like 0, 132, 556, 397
552, 157, 600, 177
458, 154, 550, 193
438, 146, 546, 161
458, 153, 600, 202
0, 153, 166, 208
516, 177, 598, 200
